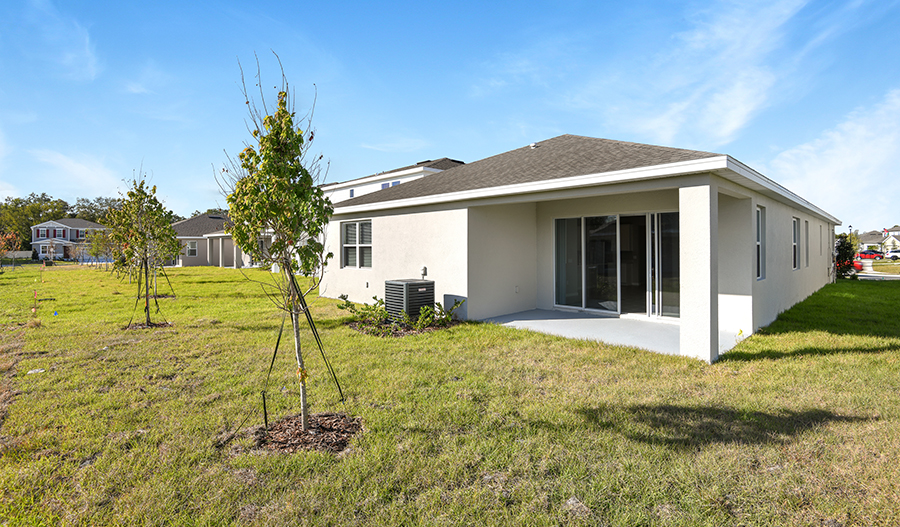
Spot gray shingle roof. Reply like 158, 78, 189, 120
54, 218, 108, 229
334, 135, 720, 208
172, 213, 232, 237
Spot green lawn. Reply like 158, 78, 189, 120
1, 265, 898, 526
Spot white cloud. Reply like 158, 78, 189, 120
124, 61, 174, 95
28, 149, 121, 198
770, 88, 900, 229
360, 138, 430, 153
26, 0, 100, 81
605, 0, 808, 147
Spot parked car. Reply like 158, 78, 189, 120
887, 249, 900, 261
856, 250, 884, 260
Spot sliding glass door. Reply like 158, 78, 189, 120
554, 212, 679, 317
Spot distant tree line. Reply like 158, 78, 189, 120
0, 194, 197, 251
0, 194, 122, 250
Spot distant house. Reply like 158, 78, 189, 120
859, 230, 900, 252
171, 213, 271, 268
321, 134, 840, 364
322, 158, 464, 203
31, 218, 107, 260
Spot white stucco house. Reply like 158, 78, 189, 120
320, 135, 840, 363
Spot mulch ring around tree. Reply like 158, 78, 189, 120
260, 412, 361, 454
124, 321, 174, 330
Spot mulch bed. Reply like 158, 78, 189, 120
261, 412, 361, 454
347, 320, 461, 338
124, 321, 174, 330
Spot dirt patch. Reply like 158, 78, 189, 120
0, 327, 26, 447
261, 412, 361, 454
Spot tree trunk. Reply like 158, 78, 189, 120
285, 259, 309, 431
144, 257, 151, 326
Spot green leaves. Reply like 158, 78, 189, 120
225, 89, 332, 275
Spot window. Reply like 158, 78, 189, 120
804, 220, 809, 267
819, 224, 823, 256
349, 189, 355, 198
38, 228, 47, 238
186, 241, 198, 257
40, 245, 48, 254
392, 181, 400, 187
792, 217, 800, 270
756, 207, 766, 279
341, 220, 372, 268
381, 183, 390, 190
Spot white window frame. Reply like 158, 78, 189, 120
38, 228, 47, 238
756, 207, 766, 280
341, 220, 372, 268
792, 217, 800, 270
186, 241, 198, 257
804, 220, 809, 267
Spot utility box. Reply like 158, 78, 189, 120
385, 279, 435, 321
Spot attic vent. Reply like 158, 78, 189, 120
385, 279, 434, 321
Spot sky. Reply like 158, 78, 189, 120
1, 0, 898, 232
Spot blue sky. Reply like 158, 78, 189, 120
1, 0, 898, 232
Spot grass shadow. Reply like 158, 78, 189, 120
576, 403, 870, 449
721, 342, 900, 362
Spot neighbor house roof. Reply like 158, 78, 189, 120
172, 213, 231, 237
33, 218, 107, 229
328, 158, 465, 187
335, 135, 719, 207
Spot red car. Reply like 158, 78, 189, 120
856, 251, 884, 260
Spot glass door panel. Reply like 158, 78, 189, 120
620, 215, 647, 314
659, 212, 679, 317
585, 215, 617, 311
554, 218, 582, 307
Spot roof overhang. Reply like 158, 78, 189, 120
333, 155, 840, 225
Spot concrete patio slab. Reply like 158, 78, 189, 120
484, 309, 681, 355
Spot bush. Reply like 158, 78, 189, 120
834, 233, 856, 278
338, 295, 465, 336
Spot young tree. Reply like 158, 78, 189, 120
221, 62, 333, 431
0, 231, 18, 269
106, 178, 180, 326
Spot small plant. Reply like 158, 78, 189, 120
339, 295, 465, 336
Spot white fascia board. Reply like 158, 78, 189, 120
723, 157, 841, 225
322, 166, 440, 190
334, 156, 731, 215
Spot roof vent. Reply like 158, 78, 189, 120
530, 143, 537, 149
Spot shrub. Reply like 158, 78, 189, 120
339, 295, 465, 336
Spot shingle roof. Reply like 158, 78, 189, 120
172, 213, 232, 237
334, 135, 720, 208
329, 157, 465, 186
54, 218, 107, 229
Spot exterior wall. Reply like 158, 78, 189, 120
466, 203, 537, 320
752, 194, 835, 332
535, 188, 679, 310
717, 192, 754, 353
679, 182, 719, 363
177, 237, 210, 266
319, 207, 469, 311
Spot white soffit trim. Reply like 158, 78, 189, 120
335, 156, 731, 214
335, 155, 840, 225
722, 157, 840, 224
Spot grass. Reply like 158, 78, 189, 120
1, 266, 899, 526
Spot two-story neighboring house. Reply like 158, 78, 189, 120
31, 218, 107, 260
